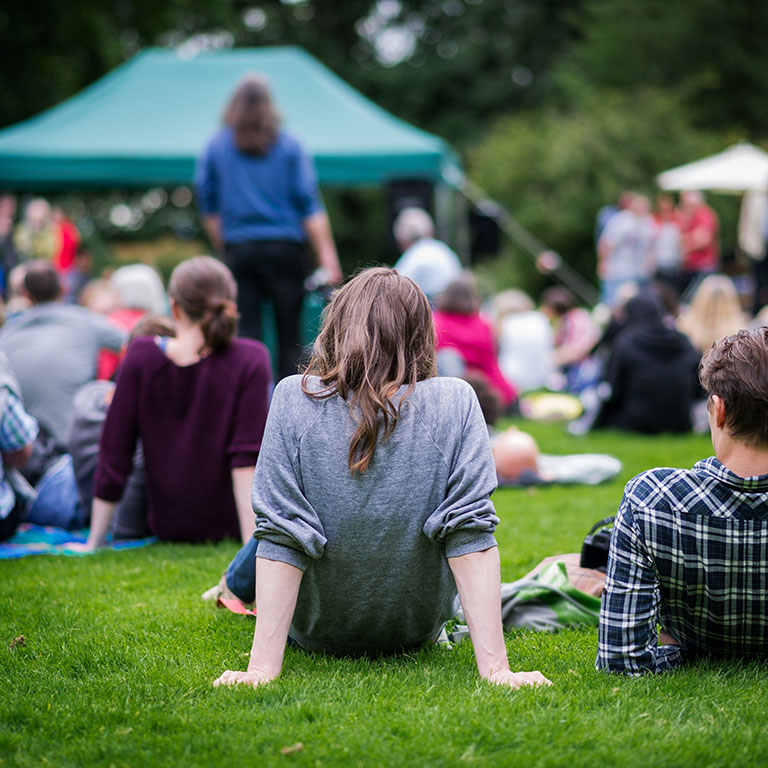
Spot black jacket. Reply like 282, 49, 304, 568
597, 295, 701, 434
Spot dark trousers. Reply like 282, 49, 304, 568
225, 240, 308, 381
0, 498, 24, 543
752, 257, 768, 315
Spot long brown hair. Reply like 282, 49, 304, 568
168, 256, 239, 353
223, 74, 280, 156
302, 267, 437, 474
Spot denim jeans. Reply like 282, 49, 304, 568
25, 455, 85, 530
225, 536, 259, 603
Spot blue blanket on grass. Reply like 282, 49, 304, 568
0, 523, 157, 559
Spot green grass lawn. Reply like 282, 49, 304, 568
3, 422, 767, 768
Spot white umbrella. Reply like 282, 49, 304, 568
656, 142, 768, 193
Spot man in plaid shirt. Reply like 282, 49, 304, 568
597, 327, 768, 674
0, 349, 38, 541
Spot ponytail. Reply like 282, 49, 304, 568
168, 257, 239, 353
200, 299, 239, 352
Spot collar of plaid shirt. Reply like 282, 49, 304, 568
696, 456, 768, 493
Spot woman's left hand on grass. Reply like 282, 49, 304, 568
213, 668, 276, 688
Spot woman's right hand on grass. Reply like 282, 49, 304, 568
487, 669, 552, 689
213, 668, 276, 688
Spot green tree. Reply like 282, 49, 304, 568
561, 0, 768, 139
0, 0, 247, 127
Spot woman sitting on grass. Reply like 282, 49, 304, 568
78, 256, 272, 548
214, 267, 550, 690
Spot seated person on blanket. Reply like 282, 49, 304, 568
67, 315, 176, 541
211, 268, 550, 691
0, 350, 38, 542
75, 257, 272, 548
596, 327, 768, 673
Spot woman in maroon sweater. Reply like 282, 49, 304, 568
81, 257, 272, 548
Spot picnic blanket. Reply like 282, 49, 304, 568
0, 523, 157, 560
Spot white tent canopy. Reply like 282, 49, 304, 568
656, 142, 768, 194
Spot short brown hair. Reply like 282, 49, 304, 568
540, 287, 574, 317
23, 260, 61, 304
435, 272, 480, 316
699, 328, 768, 447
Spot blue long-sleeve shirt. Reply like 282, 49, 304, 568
195, 128, 322, 245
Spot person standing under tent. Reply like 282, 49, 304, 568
196, 75, 342, 381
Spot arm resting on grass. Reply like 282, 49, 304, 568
596, 493, 684, 675
74, 497, 116, 551
214, 556, 303, 688
232, 466, 256, 544
449, 546, 551, 689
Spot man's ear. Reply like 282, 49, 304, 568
711, 395, 727, 429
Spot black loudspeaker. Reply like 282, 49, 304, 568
469, 200, 502, 262
387, 179, 434, 257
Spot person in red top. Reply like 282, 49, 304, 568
679, 190, 719, 294
432, 273, 516, 409
52, 207, 80, 273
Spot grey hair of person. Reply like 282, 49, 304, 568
111, 264, 168, 315
393, 207, 434, 249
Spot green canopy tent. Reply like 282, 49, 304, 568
0, 47, 466, 359
0, 46, 461, 189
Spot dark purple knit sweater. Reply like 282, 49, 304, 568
93, 336, 272, 542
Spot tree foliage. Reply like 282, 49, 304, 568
469, 87, 733, 295
562, 0, 768, 139
0, 0, 582, 150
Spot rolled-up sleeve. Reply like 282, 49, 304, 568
423, 390, 499, 558
0, 390, 38, 452
252, 381, 327, 572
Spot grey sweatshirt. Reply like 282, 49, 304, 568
252, 374, 499, 656
0, 303, 125, 442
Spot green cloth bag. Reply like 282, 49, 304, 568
499, 561, 601, 632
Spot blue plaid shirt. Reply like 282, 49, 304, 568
596, 457, 768, 675
0, 388, 38, 519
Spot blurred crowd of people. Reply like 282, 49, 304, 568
596, 189, 719, 305
0, 182, 760, 543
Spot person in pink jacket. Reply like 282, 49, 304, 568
432, 273, 517, 409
